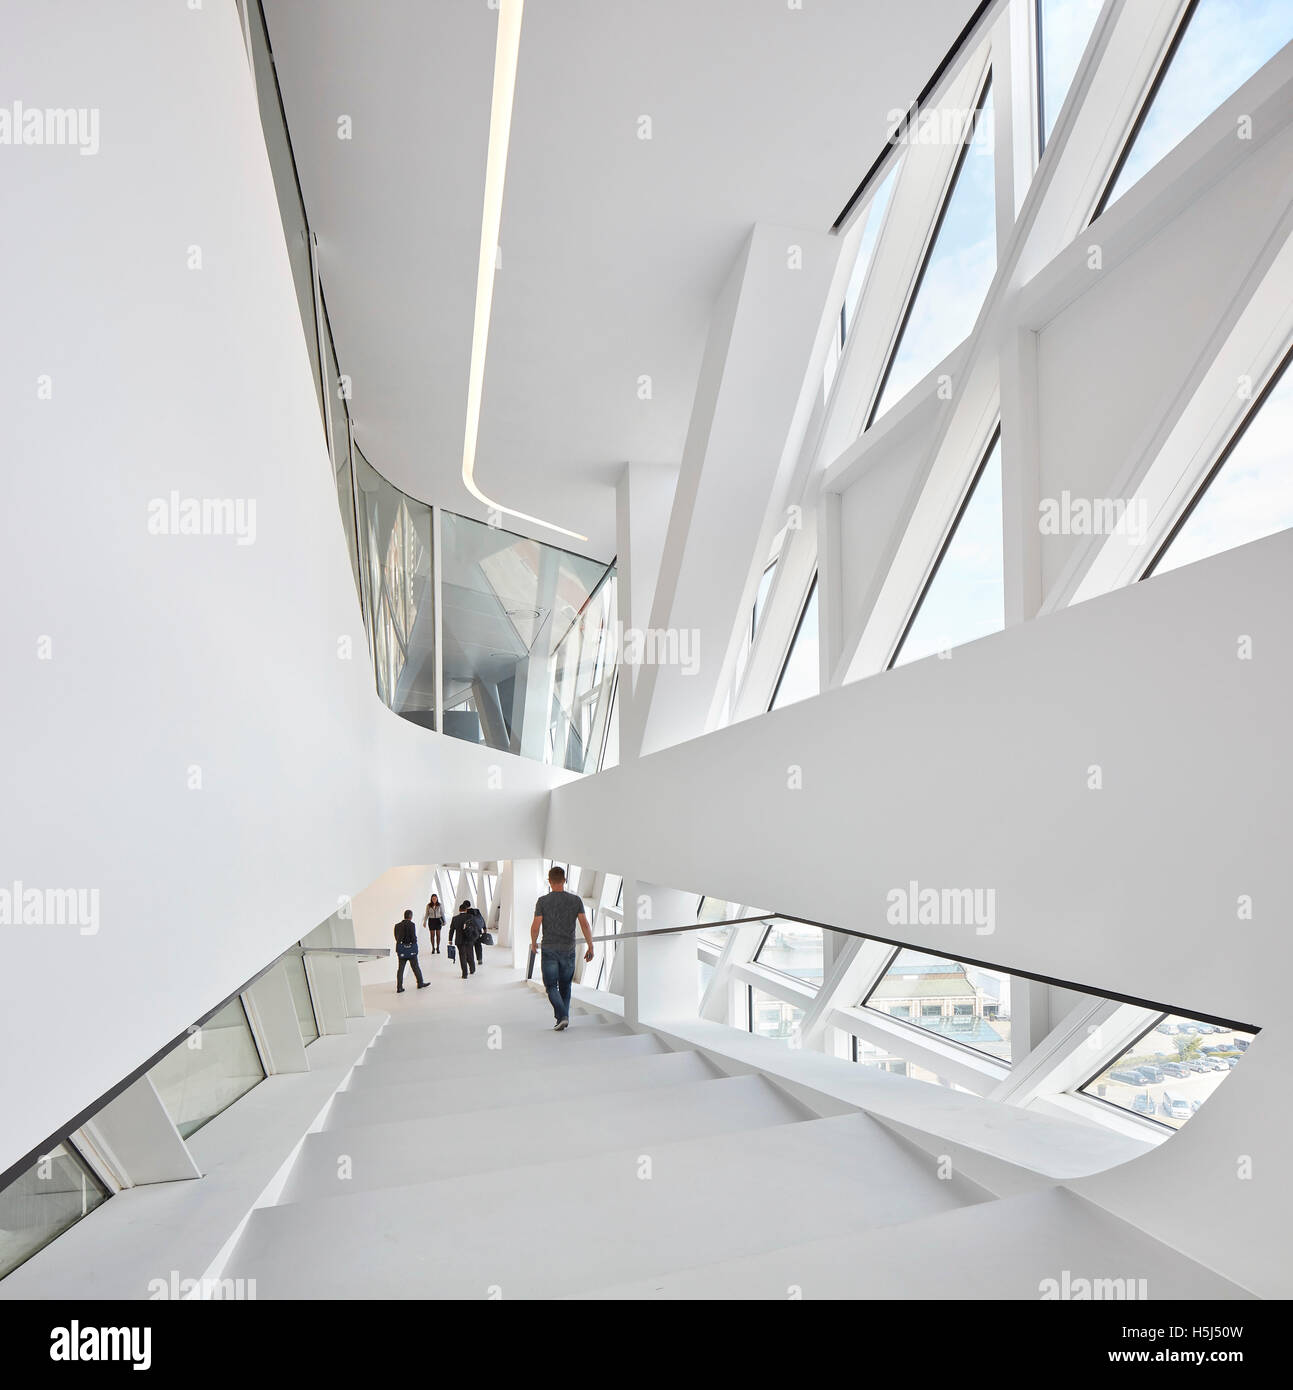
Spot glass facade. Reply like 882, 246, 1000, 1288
1102, 0, 1293, 211
862, 948, 1013, 1063
147, 999, 266, 1139
768, 577, 819, 710
0, 1142, 109, 1280
284, 952, 319, 1046
1078, 1012, 1255, 1129
871, 77, 997, 424
754, 921, 825, 989
1038, 0, 1105, 147
1149, 350, 1293, 576
749, 987, 805, 1043
891, 432, 1004, 668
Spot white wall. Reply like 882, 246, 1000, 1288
0, 2, 571, 1178
350, 865, 435, 988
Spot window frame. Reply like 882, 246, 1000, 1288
767, 572, 819, 711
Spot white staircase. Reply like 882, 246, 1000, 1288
217, 956, 1251, 1300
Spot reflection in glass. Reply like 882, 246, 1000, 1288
749, 987, 805, 1043
768, 577, 819, 710
1078, 1012, 1255, 1129
1149, 353, 1293, 576
891, 433, 1003, 668
0, 1142, 108, 1279
1039, 0, 1105, 147
755, 921, 825, 989
697, 896, 738, 949
439, 510, 614, 767
1103, 0, 1293, 209
852, 1034, 975, 1092
147, 999, 266, 1139
872, 78, 996, 424
862, 948, 1013, 1063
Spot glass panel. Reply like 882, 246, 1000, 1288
1103, 0, 1293, 209
548, 570, 619, 772
862, 948, 1013, 1063
755, 921, 825, 989
440, 510, 613, 759
147, 999, 266, 1139
749, 987, 805, 1042
244, 0, 323, 419
0, 1142, 108, 1279
768, 577, 819, 710
697, 896, 739, 948
1150, 353, 1293, 576
1078, 1013, 1255, 1129
284, 952, 319, 1046
872, 78, 996, 423
842, 161, 902, 344
891, 433, 1003, 667
353, 449, 435, 726
1038, 0, 1105, 148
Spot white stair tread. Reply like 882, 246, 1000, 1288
343, 1031, 667, 1090
224, 1113, 982, 1298
326, 1048, 719, 1127
577, 1188, 1255, 1300
285, 1075, 810, 1201
362, 1012, 627, 1063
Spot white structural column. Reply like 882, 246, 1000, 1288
620, 881, 698, 1028
615, 463, 680, 761
493, 861, 515, 949
507, 859, 544, 972
634, 223, 840, 754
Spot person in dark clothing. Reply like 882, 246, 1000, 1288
469, 904, 487, 965
423, 894, 444, 953
393, 909, 429, 993
448, 901, 478, 978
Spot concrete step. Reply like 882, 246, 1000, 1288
326, 1047, 719, 1128
342, 1031, 668, 1091
575, 1188, 1255, 1300
286, 1075, 810, 1201
363, 1012, 626, 1064
224, 1113, 984, 1298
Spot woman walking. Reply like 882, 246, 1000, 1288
424, 894, 445, 954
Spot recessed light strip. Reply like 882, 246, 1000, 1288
461, 0, 587, 544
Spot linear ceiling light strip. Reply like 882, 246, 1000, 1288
461, 0, 587, 543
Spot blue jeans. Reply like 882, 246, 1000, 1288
541, 948, 576, 1022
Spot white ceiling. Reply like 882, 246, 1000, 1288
263, 0, 980, 559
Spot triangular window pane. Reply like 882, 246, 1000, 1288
755, 921, 825, 989
891, 433, 1003, 667
842, 160, 901, 344
1149, 350, 1293, 576
768, 577, 819, 710
1102, 0, 1293, 210
1038, 0, 1105, 149
871, 77, 996, 424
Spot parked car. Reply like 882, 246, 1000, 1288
1191, 1099, 1203, 1112
1177, 1023, 1199, 1035
1131, 1093, 1157, 1116
1223, 1057, 1239, 1069
1201, 1044, 1229, 1054
1156, 1022, 1178, 1035
1109, 1068, 1145, 1085
1160, 1062, 1192, 1078
1134, 1065, 1165, 1083
1203, 1057, 1228, 1072
1233, 1038, 1251, 1051
1188, 1059, 1212, 1073
1161, 1093, 1193, 1121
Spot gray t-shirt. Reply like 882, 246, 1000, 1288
534, 890, 585, 953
